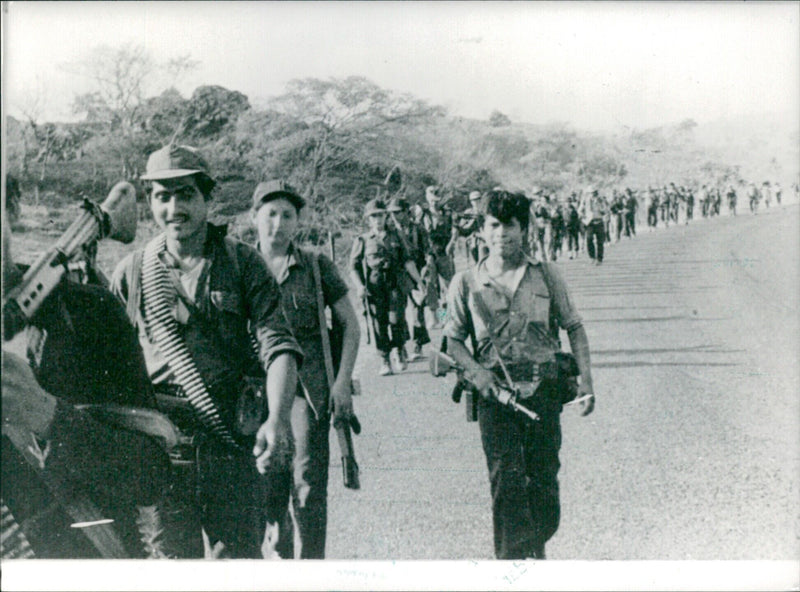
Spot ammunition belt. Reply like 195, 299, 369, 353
141, 236, 238, 448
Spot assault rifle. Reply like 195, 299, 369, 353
430, 351, 539, 423
3, 181, 137, 341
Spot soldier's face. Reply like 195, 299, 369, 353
367, 212, 386, 232
481, 215, 524, 260
253, 197, 299, 251
150, 177, 207, 242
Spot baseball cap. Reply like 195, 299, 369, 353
364, 198, 387, 217
252, 180, 306, 211
140, 144, 214, 186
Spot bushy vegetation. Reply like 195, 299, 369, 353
6, 44, 798, 272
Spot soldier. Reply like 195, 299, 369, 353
773, 182, 782, 206
762, 181, 772, 209
624, 188, 638, 237
683, 185, 694, 223
387, 195, 430, 361
351, 198, 420, 376
566, 195, 581, 259
111, 144, 304, 558
444, 189, 594, 559
748, 183, 760, 213
456, 190, 487, 265
726, 185, 738, 216
579, 187, 606, 265
659, 186, 670, 227
251, 180, 360, 559
549, 200, 566, 261
419, 186, 458, 327
531, 193, 551, 262
609, 190, 625, 243
646, 186, 659, 229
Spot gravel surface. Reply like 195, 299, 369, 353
325, 205, 799, 561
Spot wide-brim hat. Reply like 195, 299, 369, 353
140, 144, 214, 187
364, 198, 387, 217
387, 196, 408, 212
252, 180, 306, 211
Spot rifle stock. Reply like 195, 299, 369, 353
3, 182, 136, 340
335, 417, 360, 489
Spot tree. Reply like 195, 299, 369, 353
266, 76, 444, 201
184, 85, 250, 140
65, 44, 198, 177
489, 110, 511, 127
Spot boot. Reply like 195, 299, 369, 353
397, 347, 408, 371
379, 354, 393, 376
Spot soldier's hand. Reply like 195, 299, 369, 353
253, 417, 294, 474
330, 379, 354, 427
576, 385, 595, 416
469, 367, 497, 400
356, 284, 366, 301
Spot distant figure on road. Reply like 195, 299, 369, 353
444, 189, 595, 560
727, 185, 737, 216
580, 187, 606, 265
748, 183, 760, 214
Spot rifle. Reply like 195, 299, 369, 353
311, 250, 361, 490
3, 181, 137, 341
430, 351, 539, 423
388, 211, 425, 307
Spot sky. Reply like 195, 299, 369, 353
3, 1, 799, 131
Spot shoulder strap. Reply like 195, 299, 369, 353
533, 263, 562, 347
311, 252, 336, 394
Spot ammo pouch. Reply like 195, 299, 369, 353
234, 375, 268, 438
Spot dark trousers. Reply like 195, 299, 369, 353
586, 220, 605, 262
478, 398, 562, 559
624, 212, 636, 236
410, 296, 431, 348
367, 285, 406, 355
276, 396, 330, 559
567, 228, 580, 252
166, 437, 290, 558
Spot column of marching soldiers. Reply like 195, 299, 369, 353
2, 138, 797, 562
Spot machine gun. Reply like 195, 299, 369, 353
3, 181, 137, 341
430, 350, 539, 423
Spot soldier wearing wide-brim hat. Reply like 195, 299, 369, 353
351, 198, 421, 376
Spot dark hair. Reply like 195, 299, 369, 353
480, 190, 531, 232
145, 172, 215, 201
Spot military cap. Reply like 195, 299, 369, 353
252, 179, 305, 211
387, 196, 408, 212
140, 144, 215, 188
468, 190, 482, 202
364, 198, 387, 217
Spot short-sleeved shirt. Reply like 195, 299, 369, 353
266, 243, 348, 415
444, 257, 583, 371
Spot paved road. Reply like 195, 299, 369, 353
326, 205, 799, 560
